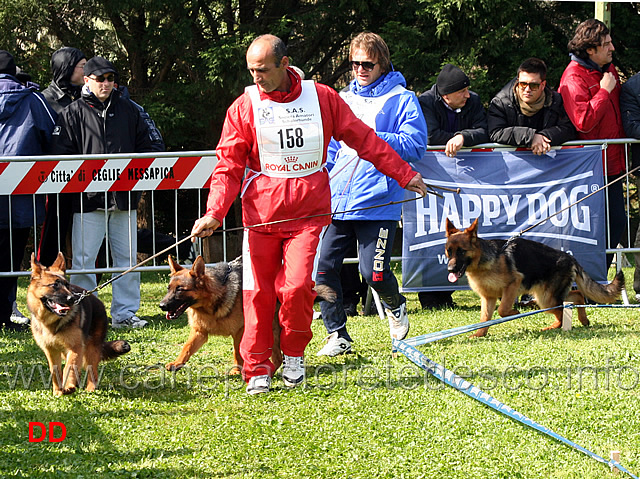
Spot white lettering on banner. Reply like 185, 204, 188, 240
414, 185, 592, 239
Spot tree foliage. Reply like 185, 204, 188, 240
1, 0, 639, 150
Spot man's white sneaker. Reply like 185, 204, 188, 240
636, 293, 640, 303
282, 355, 305, 387
10, 301, 29, 325
317, 332, 352, 357
246, 375, 272, 395
112, 315, 148, 329
386, 302, 409, 340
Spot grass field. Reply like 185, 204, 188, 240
1, 266, 638, 478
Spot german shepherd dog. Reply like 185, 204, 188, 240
159, 255, 335, 373
445, 218, 624, 337
27, 253, 131, 395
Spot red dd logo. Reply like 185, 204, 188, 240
28, 422, 67, 442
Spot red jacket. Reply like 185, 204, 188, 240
205, 70, 416, 232
559, 59, 625, 175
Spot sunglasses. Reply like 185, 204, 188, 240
517, 81, 541, 91
89, 74, 115, 83
351, 60, 377, 72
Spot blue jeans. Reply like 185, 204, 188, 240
72, 210, 140, 322
315, 220, 405, 340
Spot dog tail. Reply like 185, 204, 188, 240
102, 340, 132, 360
575, 266, 624, 304
313, 284, 337, 303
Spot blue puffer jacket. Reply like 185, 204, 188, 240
327, 71, 427, 221
0, 74, 57, 228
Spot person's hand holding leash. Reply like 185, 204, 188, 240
405, 172, 428, 197
191, 216, 221, 241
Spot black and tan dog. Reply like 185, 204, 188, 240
27, 252, 131, 395
159, 255, 335, 373
445, 218, 624, 337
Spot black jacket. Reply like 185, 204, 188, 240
52, 87, 152, 212
418, 84, 489, 146
42, 47, 85, 114
488, 78, 575, 147
620, 72, 640, 170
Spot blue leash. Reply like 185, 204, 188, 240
402, 303, 640, 349
394, 339, 638, 478
403, 306, 557, 347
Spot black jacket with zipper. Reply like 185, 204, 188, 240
52, 87, 152, 213
488, 78, 575, 147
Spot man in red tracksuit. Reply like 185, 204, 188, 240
192, 34, 427, 395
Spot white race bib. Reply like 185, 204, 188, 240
248, 81, 324, 178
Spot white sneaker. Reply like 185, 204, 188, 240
636, 293, 640, 303
112, 315, 148, 329
317, 332, 352, 357
246, 375, 271, 395
386, 302, 409, 340
282, 355, 305, 387
10, 302, 29, 325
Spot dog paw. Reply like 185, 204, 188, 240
228, 366, 242, 376
62, 386, 77, 395
165, 362, 184, 372
112, 340, 131, 354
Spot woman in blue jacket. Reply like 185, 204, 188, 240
315, 32, 427, 356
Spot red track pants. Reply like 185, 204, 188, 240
240, 225, 323, 381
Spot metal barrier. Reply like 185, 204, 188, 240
0, 151, 218, 277
1, 139, 639, 281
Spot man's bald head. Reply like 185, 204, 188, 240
246, 34, 290, 93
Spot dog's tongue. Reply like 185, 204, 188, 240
53, 303, 70, 314
165, 312, 173, 320
448, 272, 459, 283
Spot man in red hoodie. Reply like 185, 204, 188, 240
559, 19, 625, 268
191, 34, 427, 394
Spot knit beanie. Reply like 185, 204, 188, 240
436, 64, 470, 96
0, 50, 17, 77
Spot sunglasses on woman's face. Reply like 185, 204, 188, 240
351, 60, 377, 72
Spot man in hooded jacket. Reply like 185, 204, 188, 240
38, 47, 87, 267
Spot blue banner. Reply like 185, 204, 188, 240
402, 146, 606, 291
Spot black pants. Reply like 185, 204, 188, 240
0, 227, 30, 323
605, 175, 626, 269
316, 220, 404, 341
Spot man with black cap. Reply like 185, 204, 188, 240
0, 50, 57, 330
419, 64, 489, 158
417, 63, 488, 309
52, 56, 152, 329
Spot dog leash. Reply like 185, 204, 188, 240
500, 164, 640, 251
394, 338, 638, 478
72, 183, 461, 304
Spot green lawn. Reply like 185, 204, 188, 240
1, 267, 638, 478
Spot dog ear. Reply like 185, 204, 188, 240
445, 218, 459, 237
191, 256, 205, 277
465, 217, 479, 239
168, 255, 183, 274
50, 251, 66, 272
30, 252, 42, 277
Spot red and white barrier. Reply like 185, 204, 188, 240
0, 155, 217, 194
